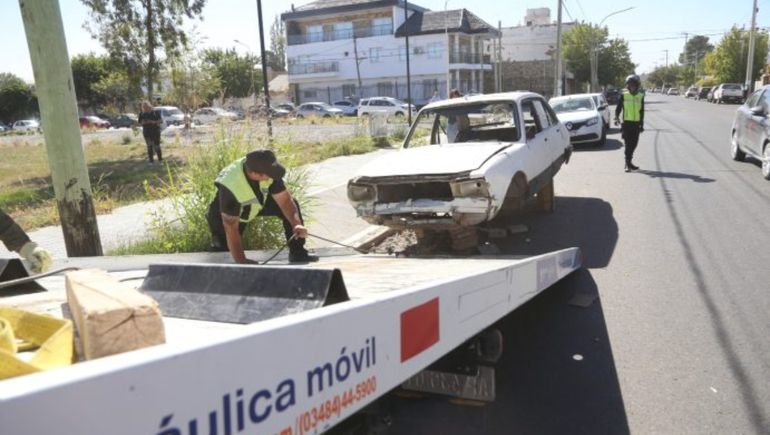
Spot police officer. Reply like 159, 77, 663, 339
615, 74, 645, 172
206, 149, 317, 264
1, 209, 52, 273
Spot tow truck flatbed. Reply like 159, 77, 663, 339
0, 247, 581, 434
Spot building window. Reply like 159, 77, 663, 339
377, 82, 393, 96
427, 42, 442, 59
369, 47, 381, 63
334, 22, 353, 40
303, 90, 317, 98
372, 17, 392, 36
342, 84, 357, 98
399, 46, 407, 61
307, 25, 323, 43
422, 79, 438, 98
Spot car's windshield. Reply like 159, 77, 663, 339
404, 102, 519, 148
550, 97, 594, 113
724, 84, 742, 90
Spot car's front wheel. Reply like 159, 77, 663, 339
596, 128, 607, 147
731, 130, 746, 161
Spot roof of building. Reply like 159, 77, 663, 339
395, 9, 499, 37
281, 0, 425, 20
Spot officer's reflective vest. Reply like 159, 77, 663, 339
623, 90, 644, 122
215, 157, 270, 223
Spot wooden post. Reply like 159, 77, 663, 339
19, 0, 103, 256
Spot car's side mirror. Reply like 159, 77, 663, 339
750, 106, 766, 117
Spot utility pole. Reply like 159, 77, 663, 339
256, 0, 272, 139
353, 36, 363, 98
498, 20, 503, 92
19, 0, 102, 256
663, 49, 669, 67
404, 0, 413, 125
554, 0, 563, 97
746, 0, 759, 93
493, 34, 499, 93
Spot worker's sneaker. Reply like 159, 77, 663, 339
289, 251, 319, 263
628, 162, 639, 171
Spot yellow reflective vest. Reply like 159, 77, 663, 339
622, 90, 644, 122
215, 157, 270, 223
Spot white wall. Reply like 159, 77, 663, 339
500, 23, 576, 62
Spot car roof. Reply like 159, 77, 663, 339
422, 91, 543, 110
550, 94, 596, 102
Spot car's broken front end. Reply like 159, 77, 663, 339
348, 173, 496, 229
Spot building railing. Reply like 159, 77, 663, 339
287, 24, 393, 45
288, 61, 339, 76
449, 52, 491, 64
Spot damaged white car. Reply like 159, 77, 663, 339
347, 92, 572, 229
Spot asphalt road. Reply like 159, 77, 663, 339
373, 94, 770, 434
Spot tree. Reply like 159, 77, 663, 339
202, 48, 260, 99
269, 15, 286, 72
81, 0, 206, 100
0, 73, 38, 123
71, 53, 112, 109
93, 70, 136, 112
678, 35, 714, 66
562, 23, 636, 87
703, 26, 769, 84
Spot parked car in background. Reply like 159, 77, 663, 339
248, 106, 291, 118
550, 94, 606, 146
12, 120, 40, 132
275, 102, 296, 113
357, 97, 414, 118
0, 123, 10, 132
730, 85, 770, 179
667, 88, 680, 96
589, 93, 611, 130
685, 86, 699, 98
707, 87, 718, 102
697, 87, 712, 101
332, 100, 358, 116
295, 102, 344, 118
604, 88, 621, 105
347, 92, 571, 229
154, 106, 185, 128
712, 83, 744, 104
79, 116, 111, 129
193, 107, 238, 124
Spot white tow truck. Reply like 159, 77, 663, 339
0, 245, 581, 435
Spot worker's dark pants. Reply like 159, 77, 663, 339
621, 122, 642, 162
0, 208, 31, 252
206, 196, 306, 254
144, 133, 162, 162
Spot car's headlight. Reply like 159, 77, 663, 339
348, 183, 376, 201
450, 179, 490, 197
587, 117, 599, 126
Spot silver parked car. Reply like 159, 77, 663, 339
730, 85, 770, 179
295, 102, 344, 118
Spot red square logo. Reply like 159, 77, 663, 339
400, 298, 440, 362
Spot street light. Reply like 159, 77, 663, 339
590, 7, 635, 92
233, 39, 258, 107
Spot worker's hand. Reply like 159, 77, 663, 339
19, 241, 52, 273
292, 224, 308, 239
614, 117, 620, 126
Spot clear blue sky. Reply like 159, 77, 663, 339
2, 0, 768, 83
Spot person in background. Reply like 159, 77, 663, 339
446, 89, 470, 143
1, 209, 52, 273
138, 101, 163, 165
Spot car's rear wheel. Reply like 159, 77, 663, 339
762, 145, 770, 180
731, 130, 746, 161
297, 114, 304, 119
394, 112, 404, 117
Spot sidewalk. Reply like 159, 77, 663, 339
1, 149, 394, 259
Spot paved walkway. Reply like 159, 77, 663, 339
1, 149, 394, 259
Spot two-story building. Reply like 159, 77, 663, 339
281, 0, 498, 105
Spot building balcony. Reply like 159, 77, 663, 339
449, 52, 492, 65
288, 61, 339, 77
287, 24, 393, 46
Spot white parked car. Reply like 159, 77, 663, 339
589, 93, 611, 131
549, 94, 606, 146
154, 106, 186, 128
357, 97, 415, 118
193, 107, 238, 124
712, 83, 744, 104
12, 120, 40, 132
332, 100, 358, 116
347, 92, 572, 229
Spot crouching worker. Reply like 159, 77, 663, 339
1, 208, 52, 273
206, 150, 318, 263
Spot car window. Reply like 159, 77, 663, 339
532, 100, 553, 129
761, 91, 770, 110
747, 90, 763, 107
403, 102, 519, 147
520, 100, 542, 139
